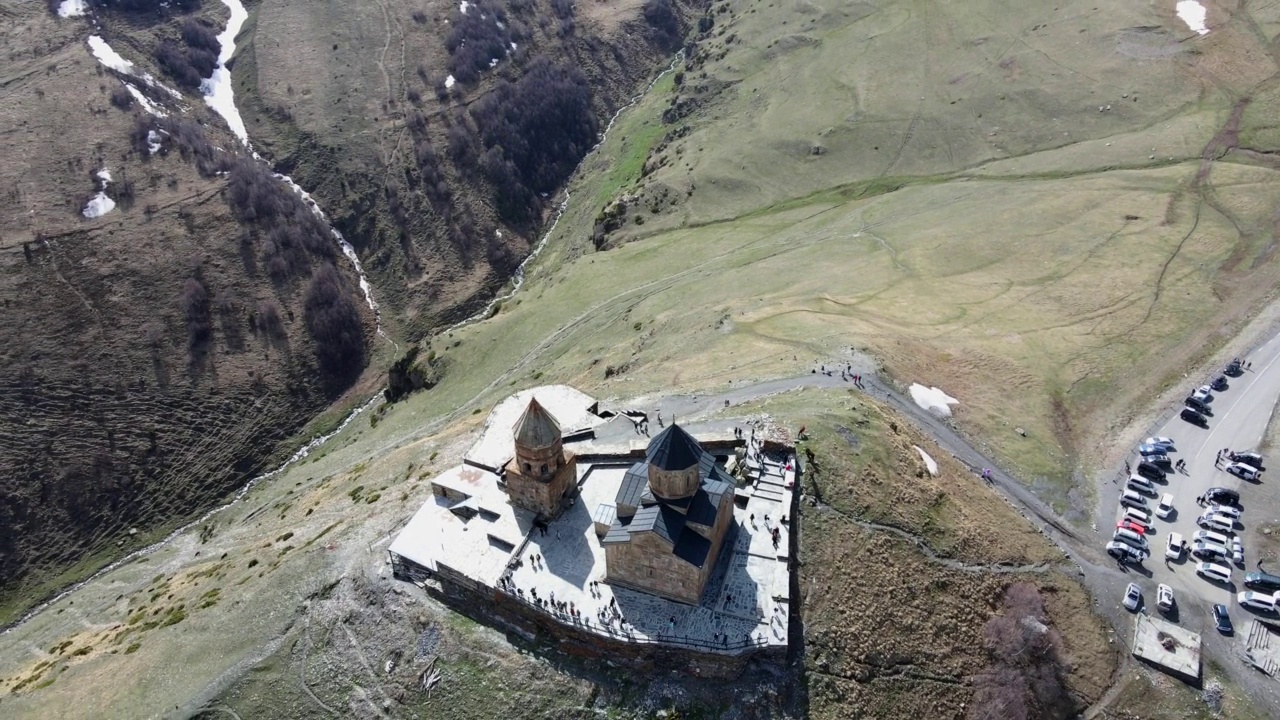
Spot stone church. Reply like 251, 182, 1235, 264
500, 398, 578, 519
601, 424, 736, 604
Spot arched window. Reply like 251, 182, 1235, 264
524, 463, 531, 473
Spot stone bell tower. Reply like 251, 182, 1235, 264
502, 398, 577, 518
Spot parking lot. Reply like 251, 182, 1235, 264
1108, 331, 1280, 653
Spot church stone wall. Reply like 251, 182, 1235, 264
504, 451, 577, 518
606, 534, 704, 605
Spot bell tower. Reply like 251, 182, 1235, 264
502, 398, 577, 518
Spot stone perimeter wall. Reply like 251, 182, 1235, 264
423, 575, 781, 679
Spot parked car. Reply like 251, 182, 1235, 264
1232, 537, 1244, 565
1193, 530, 1231, 547
1181, 407, 1208, 426
1185, 396, 1212, 415
1117, 519, 1149, 535
1156, 493, 1175, 520
1114, 528, 1148, 550
1138, 444, 1168, 457
1197, 512, 1236, 533
1166, 532, 1185, 560
1192, 541, 1230, 561
1127, 475, 1158, 495
1207, 504, 1242, 520
1229, 451, 1264, 469
1124, 506, 1152, 525
1136, 462, 1166, 482
1244, 572, 1280, 592
1211, 375, 1229, 391
1121, 490, 1149, 510
1206, 487, 1241, 506
1145, 436, 1176, 450
1213, 604, 1234, 634
1238, 591, 1278, 614
1225, 462, 1261, 482
1196, 562, 1233, 584
1191, 386, 1213, 402
1141, 453, 1172, 468
1226, 359, 1244, 377
1123, 583, 1142, 611
1107, 541, 1148, 563
1157, 584, 1175, 612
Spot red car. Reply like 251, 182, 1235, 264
1118, 519, 1149, 535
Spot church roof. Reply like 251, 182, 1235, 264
513, 398, 561, 448
645, 423, 703, 471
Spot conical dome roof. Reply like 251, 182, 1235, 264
513, 398, 561, 449
645, 423, 703, 471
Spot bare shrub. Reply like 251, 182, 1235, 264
256, 299, 285, 340
181, 277, 212, 357
445, 2, 513, 85
109, 85, 135, 110
180, 18, 221, 55
968, 583, 1072, 720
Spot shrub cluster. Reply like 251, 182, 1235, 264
969, 584, 1073, 720
154, 39, 217, 90
224, 157, 338, 280
642, 0, 681, 49
181, 277, 212, 358
303, 263, 367, 385
109, 84, 135, 110
469, 56, 597, 224
445, 2, 513, 85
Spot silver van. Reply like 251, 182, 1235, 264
1114, 528, 1148, 549
1121, 489, 1148, 509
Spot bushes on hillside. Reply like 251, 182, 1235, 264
181, 277, 212, 358
643, 0, 681, 49
968, 583, 1073, 720
445, 3, 513, 85
180, 18, 221, 55
303, 263, 367, 384
154, 39, 217, 90
468, 56, 597, 224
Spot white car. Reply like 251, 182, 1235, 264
1232, 537, 1244, 564
1238, 591, 1278, 614
1166, 532, 1185, 560
1155, 493, 1175, 520
1193, 529, 1231, 546
1123, 583, 1142, 611
1157, 584, 1175, 612
1192, 386, 1213, 403
1197, 562, 1233, 584
1192, 541, 1230, 561
1124, 506, 1152, 524
1198, 513, 1236, 532
1145, 436, 1175, 449
1225, 462, 1260, 481
1107, 541, 1148, 563
1208, 504, 1242, 520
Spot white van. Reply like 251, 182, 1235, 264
1114, 528, 1148, 549
1198, 512, 1235, 533
1124, 506, 1152, 524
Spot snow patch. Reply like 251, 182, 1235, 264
147, 129, 163, 154
201, 0, 250, 144
445, 74, 456, 88
460, 0, 470, 13
489, 58, 499, 68
87, 36, 134, 74
82, 194, 116, 218
83, 167, 116, 218
57, 0, 88, 18
1176, 1, 1209, 35
124, 83, 169, 117
913, 446, 938, 476
908, 383, 959, 417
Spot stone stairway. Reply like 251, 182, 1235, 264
1246, 620, 1279, 676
